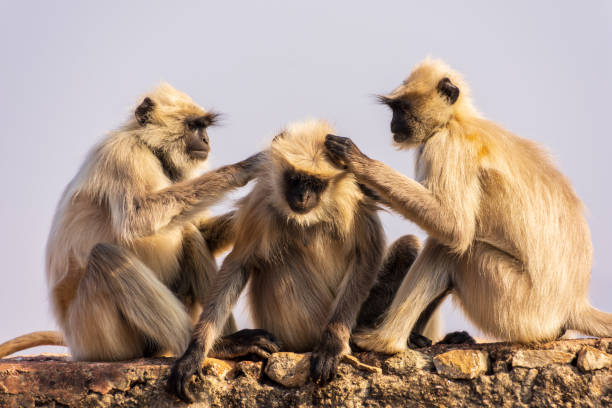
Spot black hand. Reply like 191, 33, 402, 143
310, 350, 341, 386
167, 339, 205, 403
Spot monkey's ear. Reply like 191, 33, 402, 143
437, 78, 460, 105
272, 131, 286, 143
135, 97, 155, 126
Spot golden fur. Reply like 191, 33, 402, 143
325, 59, 610, 353
0, 84, 259, 360
169, 119, 389, 398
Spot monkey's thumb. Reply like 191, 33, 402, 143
0, 331, 65, 359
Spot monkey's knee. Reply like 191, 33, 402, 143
385, 235, 421, 275
76, 242, 191, 360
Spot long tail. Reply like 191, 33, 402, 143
568, 305, 612, 338
0, 331, 65, 359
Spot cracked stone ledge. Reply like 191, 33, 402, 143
0, 338, 611, 407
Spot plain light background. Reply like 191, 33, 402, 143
0, 1, 610, 356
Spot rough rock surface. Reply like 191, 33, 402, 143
1, 338, 611, 407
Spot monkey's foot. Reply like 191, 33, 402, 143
209, 329, 281, 360
352, 330, 406, 354
408, 332, 433, 349
436, 331, 476, 345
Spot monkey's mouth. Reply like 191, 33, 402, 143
190, 149, 209, 160
288, 202, 315, 214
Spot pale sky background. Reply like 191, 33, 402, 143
0, 1, 610, 356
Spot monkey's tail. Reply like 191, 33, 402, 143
567, 304, 612, 338
0, 331, 65, 359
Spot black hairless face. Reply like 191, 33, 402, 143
378, 77, 460, 145
283, 169, 328, 214
184, 113, 219, 160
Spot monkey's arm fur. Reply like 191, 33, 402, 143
325, 136, 478, 254
117, 154, 261, 243
168, 254, 279, 403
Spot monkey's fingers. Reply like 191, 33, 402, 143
310, 352, 339, 386
324, 137, 349, 169
247, 345, 272, 359
167, 364, 195, 403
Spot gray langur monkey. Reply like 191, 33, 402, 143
324, 58, 612, 353
0, 83, 277, 361
168, 119, 429, 403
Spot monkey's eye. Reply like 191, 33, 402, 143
186, 116, 209, 130
388, 99, 410, 112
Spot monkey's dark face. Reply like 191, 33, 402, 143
283, 169, 329, 214
380, 77, 460, 146
135, 96, 219, 164
184, 115, 214, 160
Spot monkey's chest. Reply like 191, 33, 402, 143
248, 241, 350, 352
130, 228, 184, 284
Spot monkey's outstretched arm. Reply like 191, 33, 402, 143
168, 254, 250, 403
116, 153, 263, 242
310, 210, 385, 385
197, 211, 237, 257
325, 136, 478, 253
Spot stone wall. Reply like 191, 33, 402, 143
0, 338, 611, 407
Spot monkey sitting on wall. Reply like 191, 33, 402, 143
168, 119, 430, 402
0, 83, 279, 361
324, 58, 612, 353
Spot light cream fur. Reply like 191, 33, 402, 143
31, 83, 243, 360
192, 119, 386, 359
348, 59, 609, 353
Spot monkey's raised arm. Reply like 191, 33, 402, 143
168, 253, 250, 403
325, 135, 479, 254
114, 153, 262, 242
310, 209, 385, 385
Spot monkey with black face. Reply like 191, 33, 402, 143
0, 83, 279, 361
325, 58, 612, 353
169, 120, 426, 402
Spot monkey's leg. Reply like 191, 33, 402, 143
67, 243, 192, 361
356, 235, 421, 329
352, 238, 457, 354
174, 223, 237, 335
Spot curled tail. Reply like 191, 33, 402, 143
568, 305, 612, 338
0, 331, 65, 359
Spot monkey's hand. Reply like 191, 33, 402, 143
310, 330, 348, 386
324, 134, 369, 171
167, 338, 205, 403
232, 151, 267, 187
209, 329, 281, 360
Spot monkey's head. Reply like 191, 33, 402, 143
378, 59, 476, 147
132, 83, 220, 177
266, 120, 363, 228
